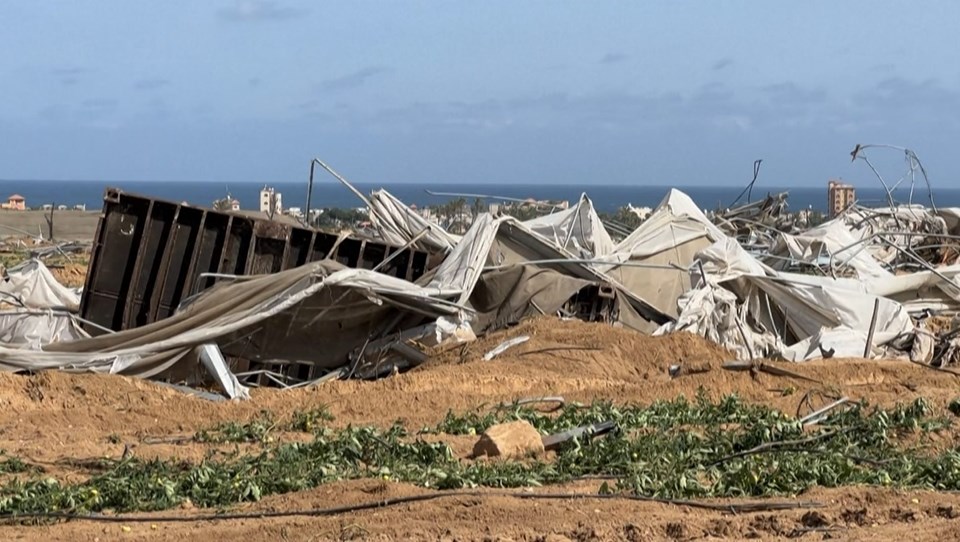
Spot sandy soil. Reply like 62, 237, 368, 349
0, 210, 100, 242
1, 318, 960, 540
46, 262, 89, 288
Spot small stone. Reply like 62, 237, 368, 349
472, 421, 544, 459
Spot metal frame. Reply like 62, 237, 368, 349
78, 187, 438, 334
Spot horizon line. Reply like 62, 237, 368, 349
0, 178, 903, 190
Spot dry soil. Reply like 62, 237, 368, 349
0, 318, 959, 540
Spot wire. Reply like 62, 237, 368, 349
728, 159, 763, 208
0, 490, 822, 524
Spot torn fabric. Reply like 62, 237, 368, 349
0, 259, 81, 311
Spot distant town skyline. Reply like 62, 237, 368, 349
2, 1, 959, 187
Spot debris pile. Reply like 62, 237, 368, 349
2, 146, 960, 400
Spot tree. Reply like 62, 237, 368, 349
314, 207, 366, 229
471, 197, 486, 224
444, 197, 469, 234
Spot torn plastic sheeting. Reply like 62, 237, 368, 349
911, 325, 935, 364
0, 309, 90, 349
368, 189, 458, 253
598, 189, 729, 318
0, 261, 465, 378
523, 193, 616, 258
426, 213, 499, 301
767, 220, 891, 279
468, 264, 593, 334
653, 282, 784, 361
748, 276, 913, 344
863, 265, 960, 312
425, 213, 669, 329
657, 237, 915, 362
684, 236, 912, 341
483, 336, 530, 361
603, 188, 723, 266
427, 317, 477, 347
694, 237, 774, 283
779, 327, 903, 362
0, 259, 81, 311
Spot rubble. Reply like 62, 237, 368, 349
2, 149, 960, 397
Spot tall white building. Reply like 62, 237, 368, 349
259, 186, 282, 215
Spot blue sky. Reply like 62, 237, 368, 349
1, 0, 959, 187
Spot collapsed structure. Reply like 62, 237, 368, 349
3, 149, 960, 398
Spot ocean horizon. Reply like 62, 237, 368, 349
0, 179, 952, 214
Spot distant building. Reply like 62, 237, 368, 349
828, 179, 855, 218
259, 186, 282, 215
73, 204, 86, 211
1, 194, 25, 211
285, 206, 303, 218
41, 204, 53, 211
213, 195, 241, 212
57, 204, 68, 211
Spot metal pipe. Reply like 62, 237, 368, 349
72, 314, 116, 335
561, 194, 587, 252
483, 258, 692, 271
799, 397, 850, 426
828, 230, 960, 278
864, 298, 880, 358
371, 228, 430, 273
313, 159, 373, 208
304, 159, 317, 227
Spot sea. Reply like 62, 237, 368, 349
0, 179, 955, 214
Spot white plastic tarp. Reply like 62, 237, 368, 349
611, 189, 725, 258
654, 281, 784, 360
748, 275, 913, 347
658, 237, 916, 361
779, 327, 898, 362
523, 194, 616, 258
863, 265, 960, 313
425, 212, 668, 329
599, 189, 725, 317
0, 309, 89, 349
368, 189, 458, 253
0, 259, 81, 311
0, 261, 464, 376
768, 219, 891, 279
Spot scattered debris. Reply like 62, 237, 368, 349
1, 149, 959, 394
483, 336, 530, 361
541, 420, 617, 451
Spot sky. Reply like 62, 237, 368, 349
1, 0, 959, 187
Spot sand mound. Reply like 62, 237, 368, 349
425, 316, 733, 378
1, 317, 957, 466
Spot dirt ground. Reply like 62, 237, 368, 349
2, 318, 960, 540
46, 262, 89, 288
0, 210, 100, 242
